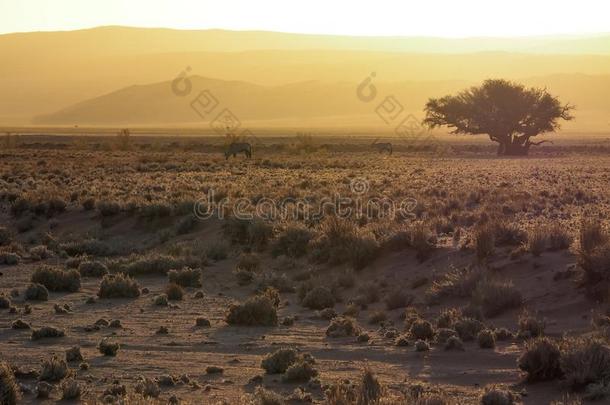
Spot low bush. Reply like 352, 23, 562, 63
40, 356, 68, 381
282, 360, 318, 382
560, 337, 610, 390
0, 361, 19, 404
226, 295, 278, 326
98, 339, 120, 356
518, 337, 562, 382
472, 278, 522, 317
302, 286, 335, 310
385, 290, 414, 310
168, 267, 202, 287
164, 283, 184, 301
24, 283, 49, 301
98, 274, 140, 298
31, 326, 65, 340
272, 225, 312, 258
78, 260, 109, 277
61, 378, 81, 400
31, 266, 80, 292
409, 319, 435, 340
477, 329, 496, 349
261, 348, 298, 374
326, 316, 360, 338
444, 336, 465, 351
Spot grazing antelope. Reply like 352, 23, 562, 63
225, 142, 252, 159
371, 138, 392, 155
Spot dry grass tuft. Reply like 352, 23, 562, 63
226, 295, 278, 326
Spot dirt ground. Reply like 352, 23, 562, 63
1, 141, 608, 404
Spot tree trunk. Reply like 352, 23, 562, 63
496, 136, 530, 156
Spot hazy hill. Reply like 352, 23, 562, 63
2, 26, 610, 130
33, 74, 610, 132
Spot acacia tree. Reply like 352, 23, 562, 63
423, 79, 574, 155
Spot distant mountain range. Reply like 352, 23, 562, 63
1, 26, 610, 131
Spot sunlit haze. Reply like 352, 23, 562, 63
1, 0, 609, 37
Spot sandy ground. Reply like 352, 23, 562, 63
0, 211, 599, 404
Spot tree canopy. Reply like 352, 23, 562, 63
423, 79, 574, 155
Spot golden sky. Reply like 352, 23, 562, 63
1, 0, 609, 37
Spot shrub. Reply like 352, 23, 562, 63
480, 386, 516, 405
226, 295, 278, 326
261, 348, 299, 374
578, 240, 610, 301
385, 290, 414, 310
24, 283, 49, 301
415, 339, 430, 352
40, 356, 68, 381
0, 295, 10, 309
31, 266, 80, 292
282, 360, 318, 383
168, 267, 201, 287
454, 318, 484, 341
98, 274, 140, 298
0, 361, 19, 405
527, 227, 548, 256
61, 239, 113, 257
78, 260, 109, 277
272, 225, 312, 258
472, 278, 522, 318
302, 286, 335, 310
579, 219, 606, 253
357, 367, 382, 405
409, 222, 436, 262
478, 329, 496, 349
548, 224, 572, 251
518, 337, 562, 382
12, 319, 30, 330
409, 319, 435, 340
560, 337, 610, 390
518, 311, 545, 339
32, 326, 65, 340
61, 379, 81, 400
435, 328, 458, 344
475, 224, 495, 261
29, 245, 51, 261
0, 227, 12, 246
426, 266, 483, 304
97, 201, 121, 216
109, 254, 198, 276
326, 316, 360, 338
249, 220, 274, 250
135, 377, 160, 398
153, 294, 168, 306
164, 283, 184, 301
313, 218, 379, 270
394, 335, 410, 346
249, 387, 285, 405
82, 197, 95, 211
65, 346, 83, 363
98, 339, 120, 356
444, 336, 465, 351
